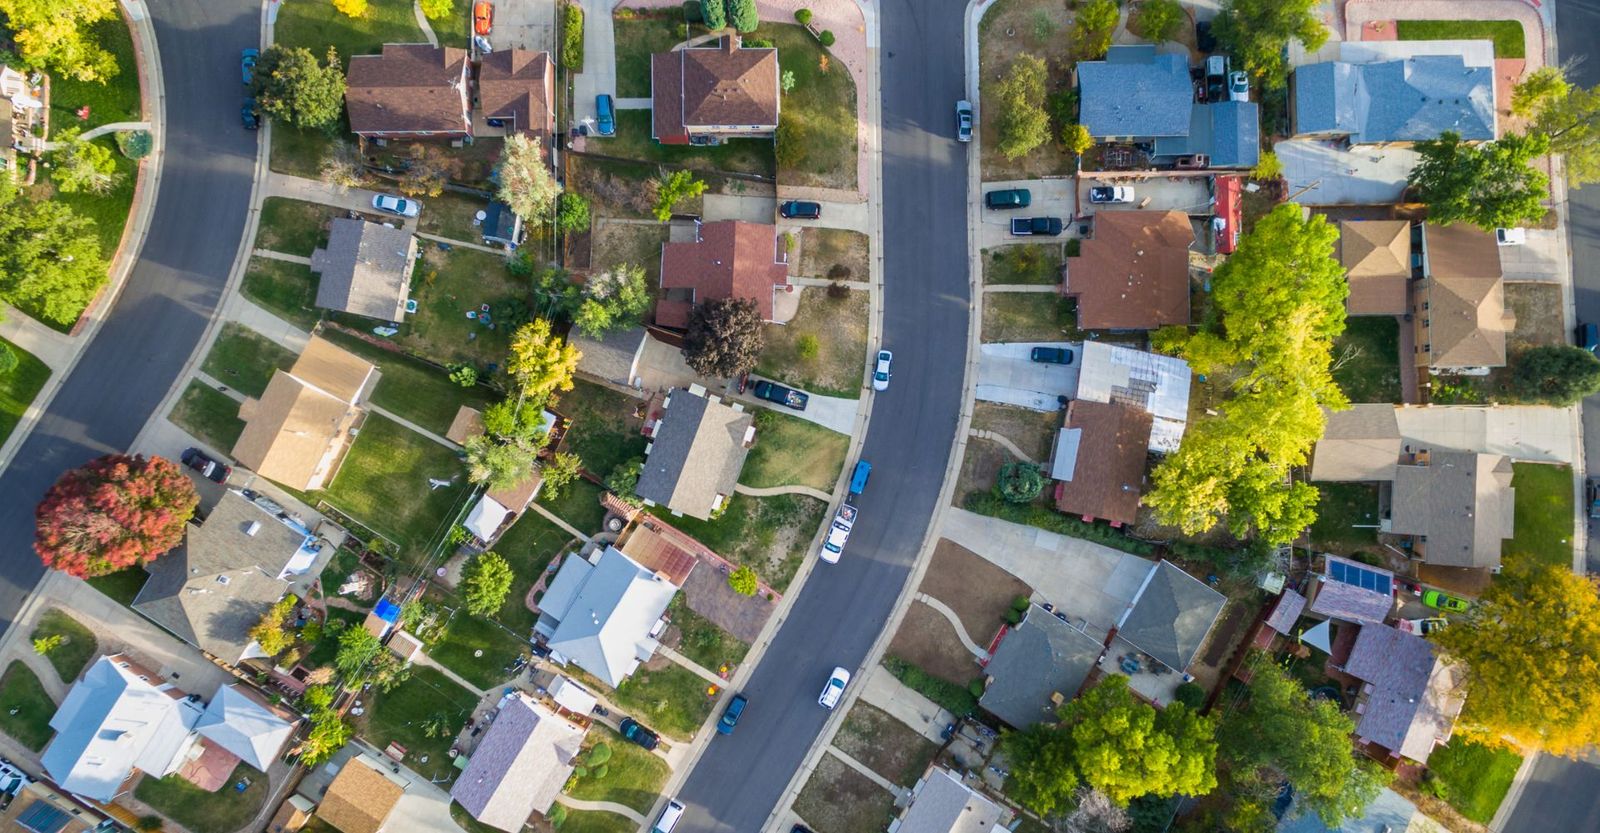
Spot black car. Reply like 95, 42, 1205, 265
241, 99, 259, 130
181, 448, 231, 483
984, 188, 1031, 210
753, 380, 808, 411
619, 717, 660, 750
1030, 347, 1074, 365
779, 200, 822, 220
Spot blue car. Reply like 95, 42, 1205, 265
241, 48, 259, 85
849, 460, 871, 496
595, 94, 615, 136
717, 693, 748, 735
241, 99, 259, 130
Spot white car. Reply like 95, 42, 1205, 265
1495, 227, 1526, 245
872, 350, 893, 391
819, 505, 856, 564
818, 666, 851, 710
372, 193, 420, 218
1228, 70, 1249, 102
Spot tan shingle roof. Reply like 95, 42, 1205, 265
318, 756, 404, 833
345, 44, 470, 136
232, 337, 377, 491
1390, 451, 1514, 569
1418, 224, 1512, 369
1311, 404, 1401, 482
1339, 220, 1411, 316
1064, 211, 1194, 330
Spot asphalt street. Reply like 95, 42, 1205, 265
1503, 1, 1600, 830
672, 1, 971, 830
0, 0, 259, 631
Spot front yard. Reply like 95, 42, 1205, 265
30, 609, 97, 684
0, 662, 54, 752
1331, 316, 1402, 404
832, 701, 940, 788
321, 414, 470, 563
740, 408, 849, 492
764, 23, 858, 190
256, 198, 345, 257
798, 229, 869, 283
755, 286, 868, 398
168, 380, 245, 451
608, 661, 717, 741
275, 0, 426, 63
981, 292, 1077, 342
133, 764, 269, 833
242, 256, 322, 332
200, 323, 297, 398
984, 244, 1065, 285
359, 665, 478, 782
1426, 740, 1523, 824
48, 16, 141, 128
0, 338, 51, 445
793, 752, 897, 833
1507, 462, 1574, 570
977, 0, 1077, 180
666, 594, 749, 672
1395, 19, 1526, 58
653, 493, 827, 592
566, 725, 671, 815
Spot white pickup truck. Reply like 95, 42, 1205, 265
819, 504, 858, 564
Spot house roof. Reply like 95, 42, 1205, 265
636, 387, 754, 520
1292, 55, 1495, 143
980, 606, 1105, 729
1077, 45, 1193, 138
452, 694, 585, 829
651, 37, 778, 141
477, 49, 555, 139
1308, 555, 1396, 623
42, 655, 203, 802
194, 685, 295, 771
1151, 100, 1262, 168
310, 219, 417, 321
318, 755, 406, 833
1311, 404, 1402, 482
1390, 451, 1515, 569
232, 337, 378, 490
1065, 211, 1194, 330
1075, 342, 1192, 453
1339, 221, 1412, 316
1344, 624, 1465, 762
616, 521, 702, 587
345, 44, 469, 135
895, 768, 1006, 833
658, 221, 789, 323
1419, 223, 1512, 368
536, 547, 680, 686
487, 471, 545, 515
1264, 589, 1307, 635
1051, 400, 1152, 525
446, 406, 486, 445
572, 326, 647, 387
1116, 560, 1226, 672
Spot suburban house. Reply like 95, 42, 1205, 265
193, 685, 296, 772
980, 604, 1105, 729
310, 219, 418, 322
535, 546, 681, 687
476, 49, 556, 146
0, 779, 110, 833
1292, 42, 1496, 145
452, 693, 586, 831
1062, 210, 1194, 330
636, 385, 756, 520
1411, 223, 1513, 373
1306, 554, 1397, 624
1334, 623, 1465, 764
1339, 220, 1413, 317
1049, 400, 1153, 527
41, 655, 204, 802
133, 490, 330, 665
1073, 341, 1192, 452
1390, 450, 1515, 570
1076, 45, 1260, 168
232, 336, 380, 491
1112, 560, 1226, 677
1310, 404, 1403, 482
345, 44, 471, 140
572, 326, 648, 389
888, 767, 1009, 833
650, 35, 779, 145
0, 64, 44, 182
655, 220, 792, 330
315, 754, 406, 833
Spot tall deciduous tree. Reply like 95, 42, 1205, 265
1071, 0, 1120, 60
539, 452, 583, 500
1062, 675, 1217, 805
462, 552, 514, 616
464, 434, 540, 490
1510, 344, 1600, 405
682, 297, 764, 378
34, 454, 198, 579
507, 319, 579, 401
333, 626, 383, 677
1521, 76, 1600, 186
482, 398, 551, 445
1408, 131, 1549, 230
497, 134, 562, 219
49, 131, 121, 195
653, 170, 709, 221
994, 54, 1050, 160
0, 178, 109, 325
1213, 0, 1328, 88
1003, 723, 1080, 817
252, 46, 346, 129
249, 595, 299, 657
573, 264, 652, 338
0, 0, 119, 82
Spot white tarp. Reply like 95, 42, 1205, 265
465, 495, 511, 541
547, 676, 598, 716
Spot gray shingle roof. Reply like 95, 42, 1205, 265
1293, 56, 1495, 143
1343, 624, 1465, 763
194, 685, 295, 771
1116, 560, 1225, 672
451, 694, 585, 827
572, 326, 647, 387
635, 388, 753, 520
536, 547, 680, 686
310, 218, 417, 321
980, 606, 1104, 728
1152, 101, 1261, 168
1389, 451, 1515, 569
1077, 46, 1193, 139
895, 768, 1005, 833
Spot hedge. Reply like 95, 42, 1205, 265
560, 2, 585, 72
882, 656, 978, 716
963, 493, 1157, 556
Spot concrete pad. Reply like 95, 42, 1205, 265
856, 663, 956, 744
977, 177, 1080, 250
703, 193, 777, 224
733, 376, 860, 435
1498, 232, 1566, 283
1080, 175, 1214, 215
1276, 138, 1419, 206
491, 0, 556, 53
975, 342, 1080, 412
1395, 404, 1575, 464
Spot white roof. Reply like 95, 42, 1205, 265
465, 495, 512, 541
194, 685, 296, 771
1074, 341, 1192, 452
539, 547, 680, 686
547, 676, 599, 716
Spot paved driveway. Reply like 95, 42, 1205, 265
1395, 405, 1575, 464
1080, 175, 1213, 214
1276, 138, 1418, 206
975, 343, 1080, 411
571, 0, 615, 130
493, 0, 556, 54
703, 193, 777, 224
1499, 231, 1568, 283
976, 178, 1079, 249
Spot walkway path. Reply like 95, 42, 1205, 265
826, 747, 909, 799
615, 97, 652, 109
913, 593, 988, 660
412, 0, 440, 47
855, 664, 955, 745
527, 501, 590, 541
554, 797, 648, 826
253, 248, 311, 266
968, 428, 1036, 464
982, 284, 1059, 293
0, 305, 78, 371
413, 650, 488, 697
416, 231, 504, 255
39, 120, 152, 150
658, 645, 728, 686
733, 483, 833, 501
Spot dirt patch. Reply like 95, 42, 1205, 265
971, 401, 1060, 461
793, 752, 898, 833
887, 602, 984, 685
756, 286, 869, 398
978, 0, 1078, 180
682, 559, 775, 643
1190, 600, 1252, 693
799, 229, 870, 283
567, 156, 659, 219
1504, 282, 1564, 353
955, 440, 1010, 506
590, 220, 670, 281
919, 539, 1034, 645
982, 293, 1077, 342
832, 702, 940, 788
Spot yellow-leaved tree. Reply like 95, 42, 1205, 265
506, 319, 579, 402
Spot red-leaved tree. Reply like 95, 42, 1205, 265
34, 454, 199, 578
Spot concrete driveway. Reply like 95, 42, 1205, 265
734, 376, 860, 435
632, 338, 860, 434
1276, 138, 1418, 206
493, 0, 556, 55
1079, 175, 1213, 214
975, 342, 1080, 411
571, 0, 615, 130
1499, 231, 1568, 283
704, 193, 777, 224
1395, 405, 1576, 464
776, 200, 871, 234
977, 178, 1079, 249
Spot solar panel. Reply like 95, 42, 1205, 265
1326, 558, 1393, 596
17, 802, 70, 833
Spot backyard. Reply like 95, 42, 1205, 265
762, 23, 858, 190
393, 246, 523, 370
492, 511, 577, 635
755, 287, 868, 398
740, 409, 849, 492
1426, 740, 1522, 824
1331, 316, 1402, 404
168, 380, 245, 451
536, 478, 608, 535
559, 380, 649, 479
793, 752, 897, 833
30, 609, 97, 684
317, 328, 498, 435
359, 665, 478, 782
200, 323, 298, 398
666, 594, 749, 672
977, 0, 1077, 180
1308, 482, 1381, 555
1395, 19, 1525, 58
981, 292, 1077, 342
984, 244, 1065, 285
589, 221, 670, 282
600, 110, 776, 179
322, 414, 471, 563
0, 662, 54, 752
426, 611, 530, 689
418, 190, 493, 243
242, 256, 322, 332
133, 764, 269, 833
566, 725, 671, 815
832, 701, 940, 788
608, 661, 718, 741
256, 198, 345, 257
653, 493, 827, 592
1507, 462, 1574, 569
0, 339, 50, 445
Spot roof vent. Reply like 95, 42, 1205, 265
245, 520, 262, 537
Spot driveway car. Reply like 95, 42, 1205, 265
372, 194, 421, 218
595, 94, 615, 136
1010, 217, 1064, 237
473, 1, 494, 36
780, 200, 822, 220
1089, 186, 1134, 203
1228, 70, 1249, 102
817, 667, 851, 710
619, 717, 659, 751
181, 448, 230, 483
717, 693, 748, 735
956, 100, 973, 142
872, 350, 892, 391
1422, 590, 1470, 613
753, 380, 808, 410
241, 48, 258, 85
984, 188, 1031, 210
241, 99, 259, 130
1030, 346, 1074, 365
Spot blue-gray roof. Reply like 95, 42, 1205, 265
1293, 56, 1495, 143
980, 607, 1105, 728
1078, 46, 1193, 139
1151, 101, 1260, 168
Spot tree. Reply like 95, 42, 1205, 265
560, 1, 585, 71
396, 143, 452, 197
449, 364, 478, 387
462, 552, 514, 616
605, 458, 644, 504
1062, 123, 1093, 156
702, 0, 727, 30
0, 0, 119, 82
1432, 560, 1600, 754
483, 398, 551, 445
556, 192, 591, 233
1510, 345, 1600, 405
1512, 66, 1569, 118
420, 0, 454, 19
727, 565, 759, 596
507, 319, 580, 401
1071, 0, 1120, 60
994, 55, 1050, 160
1131, 0, 1184, 43
540, 452, 583, 500
1003, 723, 1080, 816
300, 707, 353, 765
1523, 77, 1600, 186
249, 595, 300, 657
0, 344, 16, 377
319, 145, 366, 187
996, 462, 1046, 503
0, 179, 108, 325
682, 297, 764, 378
49, 132, 120, 195
726, 0, 758, 32
34, 455, 198, 579
1213, 0, 1327, 89
252, 46, 346, 129
334, 626, 383, 677
795, 8, 812, 25
1063, 787, 1132, 833
572, 264, 652, 338
498, 134, 562, 220
464, 434, 540, 490
1062, 676, 1217, 805
654, 170, 708, 221
1252, 150, 1284, 181
1408, 131, 1549, 230
333, 0, 368, 18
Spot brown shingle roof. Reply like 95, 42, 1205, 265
446, 406, 486, 445
318, 756, 404, 833
1051, 400, 1152, 525
232, 337, 377, 491
1063, 211, 1194, 330
659, 221, 790, 322
651, 37, 778, 141
650, 52, 687, 143
1418, 223, 1513, 369
1339, 220, 1411, 316
478, 49, 555, 141
346, 44, 470, 136
310, 219, 418, 321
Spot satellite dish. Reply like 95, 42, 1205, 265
475, 210, 487, 221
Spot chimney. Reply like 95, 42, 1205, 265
724, 34, 739, 53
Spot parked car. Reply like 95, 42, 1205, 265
1089, 186, 1134, 204
1030, 346, 1074, 365
241, 48, 258, 85
595, 94, 615, 136
872, 350, 893, 391
1010, 217, 1064, 237
1204, 55, 1228, 101
956, 100, 973, 142
1422, 589, 1470, 613
241, 99, 259, 130
1579, 322, 1599, 353
473, 1, 494, 36
652, 800, 685, 833
1587, 477, 1600, 519
984, 188, 1031, 210
372, 194, 421, 218
848, 460, 871, 496
717, 693, 748, 735
619, 717, 660, 751
820, 510, 854, 564
181, 448, 230, 483
753, 380, 808, 410
1228, 70, 1249, 102
780, 200, 823, 220
474, 34, 493, 54
1496, 227, 1526, 245
817, 666, 851, 710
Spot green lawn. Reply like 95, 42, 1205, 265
492, 512, 577, 635
1396, 19, 1525, 59
322, 414, 471, 562
568, 725, 671, 814
610, 662, 717, 741
430, 0, 473, 48
168, 380, 246, 451
559, 380, 649, 478
1506, 462, 1574, 569
1331, 317, 1402, 404
426, 612, 528, 690
559, 810, 639, 833
268, 123, 354, 180
133, 764, 269, 833
201, 323, 298, 398
1428, 740, 1522, 823
257, 198, 344, 257
981, 293, 1078, 342
984, 244, 1064, 285
275, 0, 427, 64
30, 609, 97, 683
316, 329, 498, 436
762, 23, 858, 190
303, 608, 367, 670
740, 409, 848, 492
536, 477, 607, 536
667, 595, 748, 672
417, 190, 492, 243
49, 16, 142, 128
649, 493, 827, 592
361, 665, 478, 781
1308, 482, 1381, 555
603, 109, 776, 179
34, 136, 137, 269
393, 246, 521, 370
242, 256, 322, 332
613, 13, 685, 98
0, 338, 51, 445
87, 567, 148, 606
0, 662, 55, 751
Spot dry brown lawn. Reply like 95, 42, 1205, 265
978, 0, 1078, 180
832, 702, 940, 788
955, 439, 1010, 505
1504, 282, 1565, 352
591, 220, 670, 281
793, 753, 898, 833
981, 292, 1078, 342
799, 229, 870, 283
972, 401, 1060, 460
887, 602, 984, 684
756, 287, 869, 398
919, 539, 1034, 642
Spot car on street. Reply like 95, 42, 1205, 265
717, 693, 748, 735
241, 48, 258, 85
595, 94, 615, 136
1588, 477, 1600, 519
1422, 589, 1470, 613
753, 380, 808, 410
652, 800, 685, 833
619, 717, 660, 751
780, 200, 822, 220
820, 515, 852, 564
473, 1, 494, 36
984, 188, 1031, 210
1089, 186, 1135, 203
1580, 323, 1600, 353
1228, 70, 1249, 102
818, 666, 851, 710
1496, 227, 1527, 245
1030, 346, 1074, 364
181, 448, 230, 483
240, 99, 259, 130
372, 194, 421, 218
848, 460, 870, 496
872, 350, 892, 391
1010, 217, 1064, 237
956, 100, 973, 142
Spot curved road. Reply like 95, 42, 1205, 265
674, 0, 971, 830
0, 0, 259, 630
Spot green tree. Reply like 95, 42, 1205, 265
1132, 0, 1185, 43
996, 462, 1046, 503
1003, 723, 1080, 816
420, 0, 453, 19
560, 1, 585, 71
465, 434, 541, 490
249, 595, 300, 657
0, 179, 107, 325
1252, 150, 1284, 181
252, 46, 346, 129
726, 0, 758, 32
1510, 345, 1600, 405
300, 708, 353, 765
1512, 66, 1569, 118
1523, 78, 1600, 186
50, 132, 120, 195
507, 319, 579, 401
654, 170, 709, 221
1062, 123, 1093, 156
1213, 0, 1327, 89
701, 0, 727, 30
1408, 131, 1549, 230
682, 297, 764, 378
449, 364, 478, 387
995, 55, 1050, 160
540, 452, 583, 500
0, 344, 16, 376
728, 565, 759, 596
462, 552, 514, 616
499, 134, 563, 220
1071, 0, 1120, 60
572, 264, 652, 338
334, 627, 383, 677
1063, 675, 1217, 805
556, 192, 591, 233
604, 458, 644, 505
781, 69, 796, 94
483, 398, 551, 445
0, 0, 119, 82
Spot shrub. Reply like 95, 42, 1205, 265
449, 364, 478, 387
745, 37, 774, 49
827, 280, 851, 298
135, 816, 163, 833
881, 656, 978, 715
682, 0, 703, 23
818, 29, 835, 47
996, 462, 1046, 503
333, 0, 367, 18
1252, 151, 1285, 181
1062, 123, 1093, 156
1011, 595, 1031, 612
548, 804, 568, 828
726, 0, 758, 32
32, 635, 62, 655
1066, 238, 1081, 256
116, 130, 152, 159
968, 678, 987, 698
795, 8, 813, 25
797, 334, 820, 360
1173, 682, 1206, 710
776, 120, 806, 167
556, 192, 591, 233
420, 0, 454, 19
0, 343, 16, 376
701, 0, 726, 29
728, 565, 759, 596
587, 743, 613, 766
560, 2, 585, 71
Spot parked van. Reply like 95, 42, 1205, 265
652, 799, 686, 833
849, 460, 871, 496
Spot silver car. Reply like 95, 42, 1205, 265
956, 100, 973, 142
372, 193, 420, 218
872, 350, 893, 391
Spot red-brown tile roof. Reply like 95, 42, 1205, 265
478, 49, 555, 141
1064, 211, 1194, 330
659, 220, 789, 322
651, 52, 688, 144
1052, 400, 1152, 525
346, 44, 470, 137
651, 37, 778, 142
